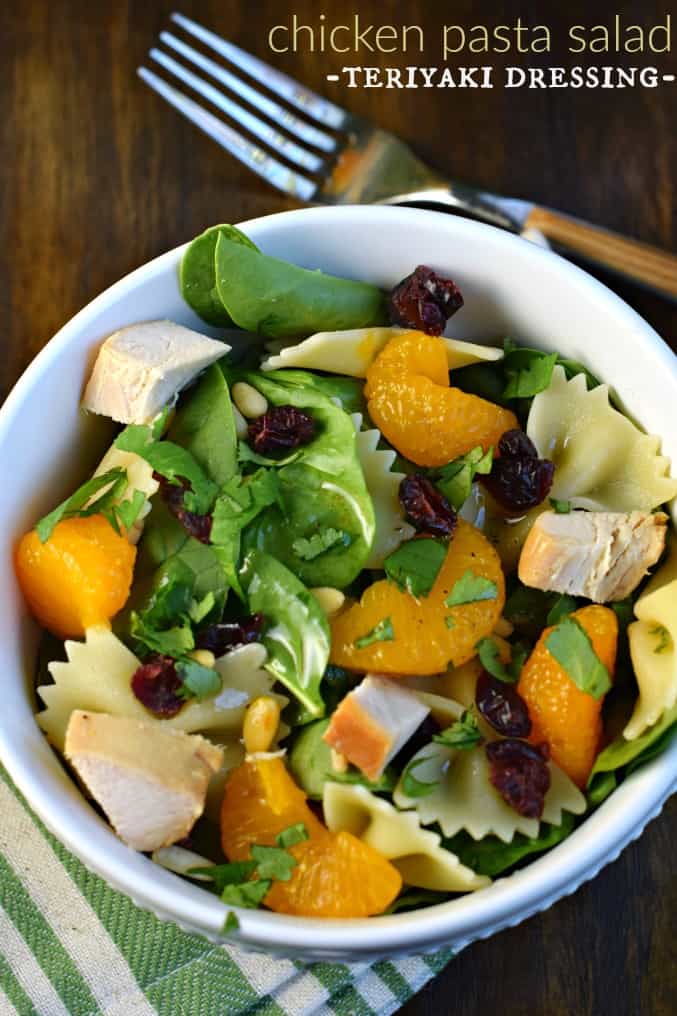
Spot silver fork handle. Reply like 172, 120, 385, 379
386, 187, 677, 301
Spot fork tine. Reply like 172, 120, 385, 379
149, 48, 324, 174
138, 68, 317, 201
171, 12, 348, 131
161, 32, 337, 154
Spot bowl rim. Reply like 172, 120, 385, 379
1, 204, 676, 957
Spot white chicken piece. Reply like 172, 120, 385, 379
323, 675, 429, 782
82, 320, 229, 424
518, 509, 668, 603
64, 711, 223, 851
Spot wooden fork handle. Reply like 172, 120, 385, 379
525, 207, 677, 300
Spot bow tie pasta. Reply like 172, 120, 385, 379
393, 741, 586, 843
625, 549, 677, 740
527, 366, 677, 512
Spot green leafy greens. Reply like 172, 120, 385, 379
445, 571, 498, 608
433, 446, 493, 510
354, 617, 394, 649
115, 425, 217, 515
383, 538, 447, 598
443, 814, 576, 877
35, 467, 130, 543
240, 550, 330, 718
545, 616, 611, 699
214, 231, 387, 338
476, 637, 527, 684
432, 710, 482, 750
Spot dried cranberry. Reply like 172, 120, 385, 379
399, 474, 457, 538
476, 672, 532, 738
131, 655, 184, 718
156, 475, 213, 543
388, 265, 464, 336
486, 739, 551, 819
247, 406, 315, 455
195, 614, 264, 656
481, 428, 554, 512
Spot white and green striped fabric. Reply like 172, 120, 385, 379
0, 766, 452, 1016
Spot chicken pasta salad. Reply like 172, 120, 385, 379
16, 224, 677, 923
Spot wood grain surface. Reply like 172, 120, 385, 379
0, 2, 675, 1013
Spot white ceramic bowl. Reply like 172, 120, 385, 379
0, 206, 675, 962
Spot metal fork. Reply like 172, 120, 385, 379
139, 13, 677, 300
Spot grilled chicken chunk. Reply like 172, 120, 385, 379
518, 510, 668, 603
65, 711, 223, 851
82, 320, 228, 424
323, 675, 430, 781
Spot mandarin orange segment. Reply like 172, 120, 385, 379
330, 520, 505, 675
264, 830, 402, 917
220, 757, 327, 860
220, 758, 401, 917
15, 514, 136, 639
518, 605, 618, 787
364, 331, 518, 467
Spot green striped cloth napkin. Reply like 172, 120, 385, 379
0, 765, 452, 1015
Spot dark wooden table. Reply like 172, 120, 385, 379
1, 1, 675, 1013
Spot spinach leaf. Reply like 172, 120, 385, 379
588, 701, 677, 792
211, 470, 282, 596
385, 890, 450, 914
169, 364, 238, 486
214, 232, 387, 338
135, 501, 231, 615
115, 426, 217, 515
180, 224, 258, 326
238, 370, 376, 589
267, 368, 368, 417
240, 549, 330, 718
36, 468, 128, 543
443, 813, 576, 877
503, 344, 558, 399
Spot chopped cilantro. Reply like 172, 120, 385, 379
445, 571, 498, 608
188, 592, 216, 625
650, 624, 672, 654
176, 658, 222, 700
434, 446, 493, 509
545, 616, 611, 699
433, 709, 482, 750
115, 424, 217, 514
444, 616, 456, 629
106, 489, 147, 534
191, 860, 256, 893
130, 612, 195, 658
130, 575, 218, 660
211, 470, 281, 545
550, 498, 572, 514
250, 844, 298, 882
276, 824, 309, 849
35, 467, 128, 543
384, 538, 447, 598
476, 637, 527, 684
292, 528, 349, 561
221, 880, 271, 908
400, 755, 439, 798
354, 617, 394, 649
223, 911, 240, 932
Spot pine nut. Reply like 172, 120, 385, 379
243, 695, 281, 754
188, 649, 216, 668
309, 586, 345, 616
232, 404, 249, 439
232, 382, 268, 419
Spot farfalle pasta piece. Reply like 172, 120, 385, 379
323, 781, 489, 892
393, 742, 586, 842
625, 548, 677, 740
39, 627, 285, 750
351, 412, 415, 567
261, 327, 503, 377
527, 366, 677, 512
